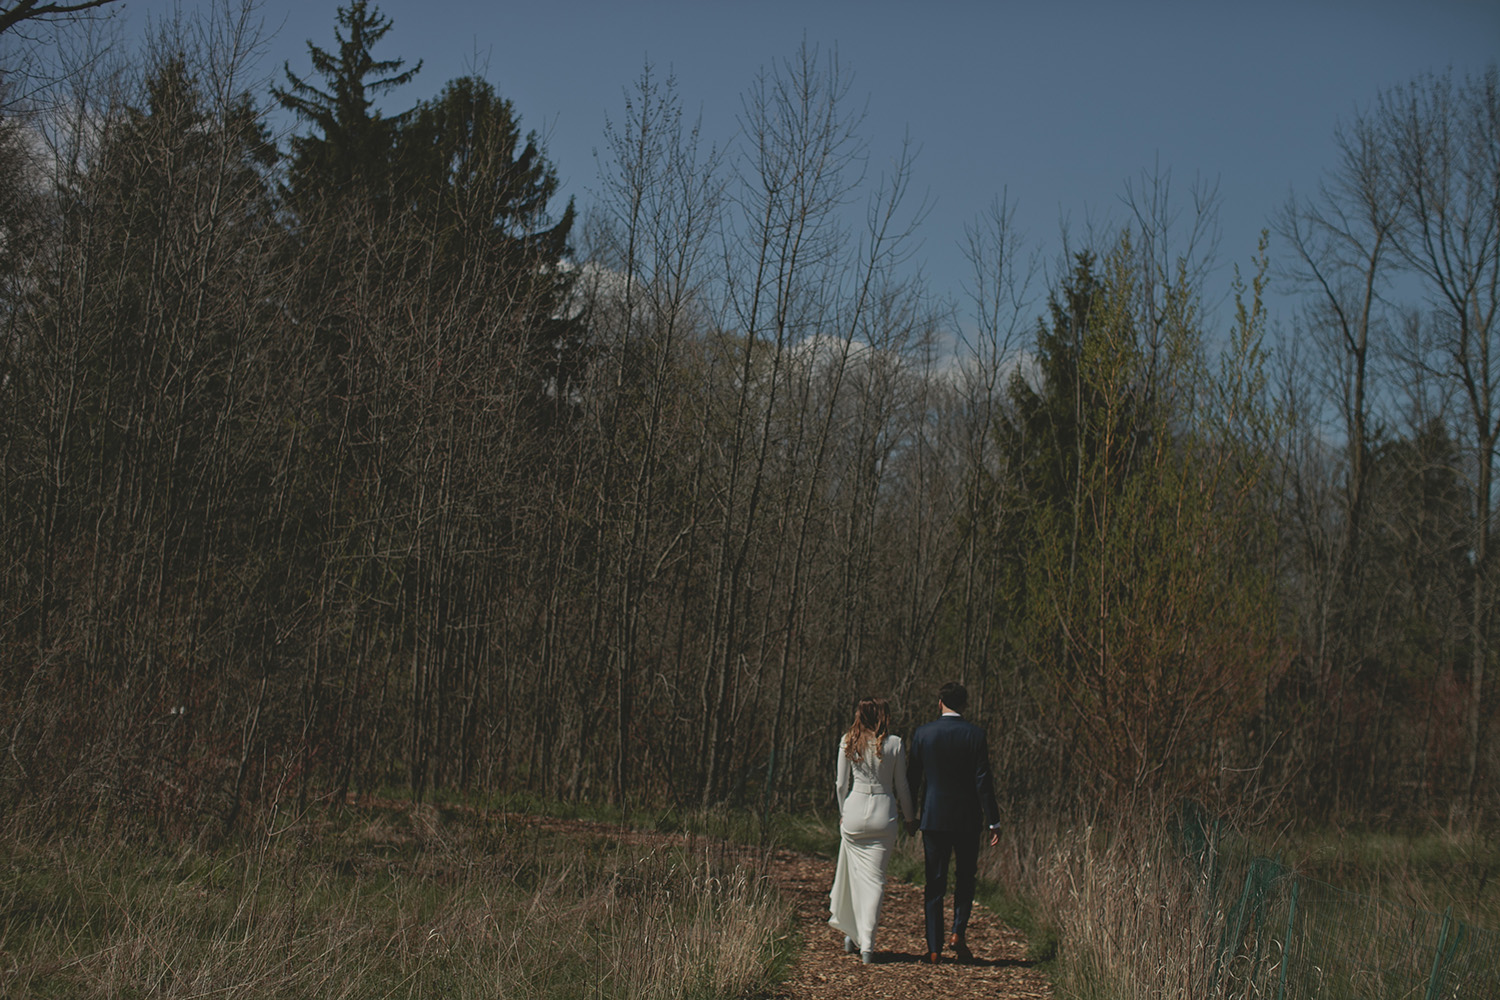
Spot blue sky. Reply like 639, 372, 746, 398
111, 0, 1499, 331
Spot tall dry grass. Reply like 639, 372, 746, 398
984, 810, 1500, 1000
985, 817, 1229, 999
0, 803, 789, 999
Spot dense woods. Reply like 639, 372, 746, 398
1, 4, 1495, 837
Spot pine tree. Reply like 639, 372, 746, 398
272, 0, 420, 216
1002, 250, 1156, 527
395, 75, 580, 407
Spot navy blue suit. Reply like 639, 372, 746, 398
907, 713, 1000, 954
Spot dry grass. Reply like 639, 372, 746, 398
987, 819, 1229, 999
982, 812, 1500, 1000
0, 803, 790, 999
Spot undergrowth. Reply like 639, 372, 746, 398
0, 800, 790, 999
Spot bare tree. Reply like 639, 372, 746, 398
0, 0, 120, 39
1380, 68, 1500, 807
1267, 66, 1499, 817
1275, 103, 1405, 812
956, 193, 1037, 708
585, 62, 724, 808
693, 42, 869, 806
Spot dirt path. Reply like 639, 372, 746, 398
766, 848, 1053, 1000
356, 802, 1052, 997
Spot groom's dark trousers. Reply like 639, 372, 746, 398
907, 713, 999, 956
920, 829, 981, 951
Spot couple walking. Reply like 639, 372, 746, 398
828, 681, 1000, 965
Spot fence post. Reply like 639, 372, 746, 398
1277, 877, 1299, 1000
1424, 906, 1453, 1000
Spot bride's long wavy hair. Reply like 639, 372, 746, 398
844, 697, 890, 761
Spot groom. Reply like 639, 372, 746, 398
906, 681, 1001, 964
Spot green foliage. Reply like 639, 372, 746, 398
987, 232, 1283, 811
1269, 826, 1500, 930
397, 76, 570, 259
56, 52, 275, 404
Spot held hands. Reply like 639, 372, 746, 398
902, 818, 997, 845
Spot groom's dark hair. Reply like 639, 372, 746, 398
939, 681, 968, 712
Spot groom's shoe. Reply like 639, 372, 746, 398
925, 951, 941, 964
949, 932, 973, 963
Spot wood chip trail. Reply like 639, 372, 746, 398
766, 849, 1053, 1000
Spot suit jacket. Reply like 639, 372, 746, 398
907, 714, 1000, 833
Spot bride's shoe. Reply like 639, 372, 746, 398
843, 936, 856, 954
861, 950, 875, 964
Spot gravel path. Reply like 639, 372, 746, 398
766, 848, 1053, 1000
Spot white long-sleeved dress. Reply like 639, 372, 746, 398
827, 734, 915, 954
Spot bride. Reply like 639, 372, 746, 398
828, 696, 914, 964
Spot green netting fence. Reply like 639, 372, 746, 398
1175, 807, 1500, 999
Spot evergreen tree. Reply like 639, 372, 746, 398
77, 55, 274, 335
272, 0, 420, 216
398, 76, 571, 267
3, 47, 290, 817
395, 75, 580, 408
273, 4, 580, 420
1002, 250, 1156, 527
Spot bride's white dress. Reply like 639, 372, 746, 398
827, 733, 915, 955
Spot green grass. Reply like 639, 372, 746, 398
1274, 825, 1500, 929
974, 876, 1060, 963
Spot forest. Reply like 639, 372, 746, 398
1, 0, 1496, 842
